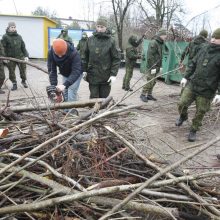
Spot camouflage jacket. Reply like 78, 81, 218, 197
180, 35, 207, 63
185, 43, 220, 99
84, 31, 121, 84
125, 36, 143, 66
1, 30, 29, 58
76, 38, 88, 59
147, 36, 164, 71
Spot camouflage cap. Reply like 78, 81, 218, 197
212, 28, 220, 39
8, 22, 16, 28
199, 29, 208, 38
82, 32, 88, 37
96, 16, 108, 27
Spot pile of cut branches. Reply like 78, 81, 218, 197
0, 96, 220, 220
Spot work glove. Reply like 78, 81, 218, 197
151, 69, 157, 74
180, 78, 187, 87
24, 57, 29, 62
159, 67, 163, 73
56, 84, 65, 92
212, 95, 220, 105
83, 72, 87, 81
107, 76, 116, 84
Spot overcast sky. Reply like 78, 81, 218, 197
0, 0, 219, 31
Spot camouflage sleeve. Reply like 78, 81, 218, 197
184, 54, 197, 79
126, 47, 138, 60
20, 36, 29, 57
76, 42, 80, 51
1, 35, 8, 56
136, 36, 144, 46
147, 41, 160, 69
110, 40, 121, 76
83, 40, 89, 72
180, 45, 189, 62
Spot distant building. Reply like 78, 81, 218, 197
0, 14, 57, 58
58, 17, 95, 30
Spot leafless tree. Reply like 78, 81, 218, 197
111, 0, 135, 50
138, 0, 184, 31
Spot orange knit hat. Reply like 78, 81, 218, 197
52, 39, 67, 56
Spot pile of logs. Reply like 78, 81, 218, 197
0, 96, 220, 220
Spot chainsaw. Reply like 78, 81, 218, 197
46, 85, 64, 103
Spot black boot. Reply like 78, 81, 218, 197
11, 83, 17, 91
140, 94, 148, 102
188, 130, 197, 142
125, 87, 133, 91
175, 116, 187, 126
21, 81, 28, 88
147, 94, 157, 101
0, 89, 5, 94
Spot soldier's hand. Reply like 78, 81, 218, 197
83, 72, 87, 81
180, 78, 187, 87
107, 76, 116, 85
212, 95, 220, 105
24, 57, 29, 62
151, 69, 157, 74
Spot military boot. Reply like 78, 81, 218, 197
175, 116, 187, 126
140, 94, 148, 102
147, 94, 157, 101
11, 83, 17, 91
125, 87, 133, 92
188, 130, 197, 142
21, 81, 28, 88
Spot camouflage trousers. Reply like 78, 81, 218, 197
7, 61, 27, 83
122, 63, 134, 89
178, 87, 211, 131
141, 71, 157, 95
0, 62, 5, 89
89, 83, 111, 98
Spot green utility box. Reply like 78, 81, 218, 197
140, 40, 189, 84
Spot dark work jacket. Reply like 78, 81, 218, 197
185, 43, 220, 99
47, 44, 82, 89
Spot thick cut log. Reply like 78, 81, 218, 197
7, 99, 106, 113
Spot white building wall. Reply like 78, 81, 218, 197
0, 16, 44, 58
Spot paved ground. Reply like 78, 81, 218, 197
0, 60, 220, 171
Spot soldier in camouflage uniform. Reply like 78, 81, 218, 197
76, 32, 88, 71
180, 30, 208, 66
140, 29, 167, 102
122, 34, 145, 91
0, 41, 6, 94
83, 16, 121, 98
57, 27, 73, 45
77, 32, 88, 54
1, 22, 29, 91
176, 28, 220, 142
